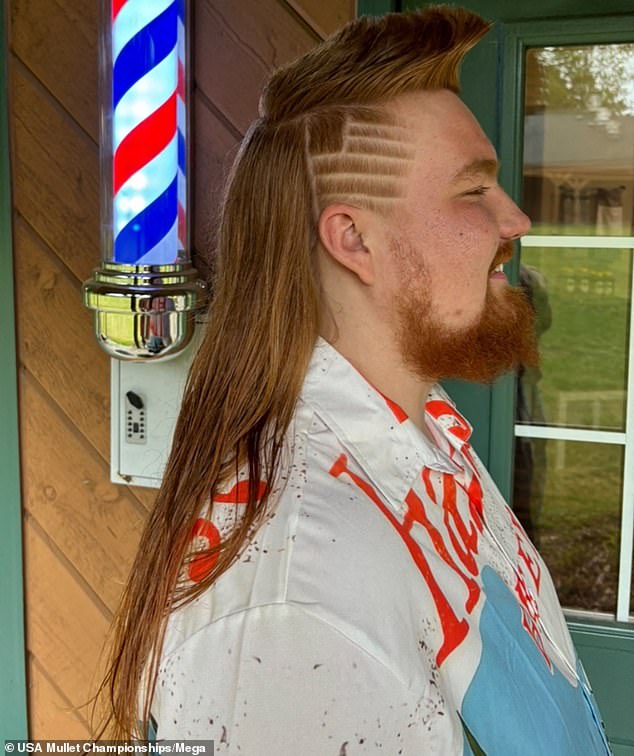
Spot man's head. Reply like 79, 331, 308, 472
317, 89, 539, 383
213, 6, 536, 393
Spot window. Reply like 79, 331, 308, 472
514, 44, 634, 621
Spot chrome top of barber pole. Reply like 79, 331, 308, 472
83, 0, 206, 360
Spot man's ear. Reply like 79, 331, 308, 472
318, 204, 375, 285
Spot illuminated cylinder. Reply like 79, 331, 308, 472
83, 0, 206, 360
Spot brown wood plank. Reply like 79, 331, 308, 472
129, 483, 158, 513
14, 218, 110, 460
20, 371, 147, 614
10, 60, 100, 284
195, 0, 318, 134
9, 0, 98, 140
28, 655, 92, 739
285, 0, 355, 38
11, 219, 162, 516
24, 517, 111, 717
192, 92, 241, 266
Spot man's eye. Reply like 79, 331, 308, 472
464, 186, 490, 196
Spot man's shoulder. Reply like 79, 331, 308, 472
162, 427, 424, 675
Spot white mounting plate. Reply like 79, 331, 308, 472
110, 333, 200, 488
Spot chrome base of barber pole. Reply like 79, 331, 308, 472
82, 262, 207, 361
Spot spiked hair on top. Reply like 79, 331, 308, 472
260, 6, 488, 120
95, 5, 491, 739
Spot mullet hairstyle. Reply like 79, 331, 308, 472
96, 5, 491, 739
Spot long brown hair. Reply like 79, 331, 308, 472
96, 5, 490, 739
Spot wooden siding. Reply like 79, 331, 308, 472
7, 0, 354, 737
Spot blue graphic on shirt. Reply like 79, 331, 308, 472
461, 567, 610, 756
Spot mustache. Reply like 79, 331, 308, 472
489, 240, 515, 272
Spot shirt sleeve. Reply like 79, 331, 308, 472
152, 602, 460, 755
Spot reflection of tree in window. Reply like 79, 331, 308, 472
529, 45, 634, 118
523, 44, 634, 235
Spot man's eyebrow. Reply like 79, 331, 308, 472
451, 158, 499, 182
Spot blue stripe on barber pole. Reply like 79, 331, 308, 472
112, 0, 174, 60
113, 2, 177, 109
177, 132, 186, 174
114, 177, 178, 263
137, 217, 178, 265
113, 48, 177, 150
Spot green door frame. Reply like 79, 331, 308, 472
0, 0, 28, 741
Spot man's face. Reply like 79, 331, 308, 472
374, 90, 538, 382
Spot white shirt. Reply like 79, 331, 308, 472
152, 339, 611, 755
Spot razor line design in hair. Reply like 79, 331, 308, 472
308, 113, 416, 215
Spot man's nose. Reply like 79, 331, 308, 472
500, 194, 531, 241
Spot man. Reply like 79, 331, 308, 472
99, 7, 611, 754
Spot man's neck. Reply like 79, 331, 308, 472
319, 326, 437, 441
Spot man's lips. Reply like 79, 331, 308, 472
489, 264, 507, 280
488, 240, 515, 273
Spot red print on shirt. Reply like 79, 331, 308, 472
508, 508, 550, 668
330, 453, 472, 666
329, 400, 492, 667
187, 479, 268, 583
188, 518, 221, 583
329, 390, 551, 669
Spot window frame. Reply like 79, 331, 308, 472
0, 2, 28, 741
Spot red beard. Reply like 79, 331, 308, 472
393, 241, 539, 384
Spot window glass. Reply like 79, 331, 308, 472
517, 246, 630, 432
513, 439, 624, 614
515, 43, 634, 617
524, 45, 634, 236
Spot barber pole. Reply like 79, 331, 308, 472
83, 0, 205, 359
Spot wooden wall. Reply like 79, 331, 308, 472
7, 0, 354, 737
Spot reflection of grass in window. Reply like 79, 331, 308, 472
518, 236, 632, 612
536, 441, 623, 613
520, 246, 631, 431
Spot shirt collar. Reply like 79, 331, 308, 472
300, 338, 475, 507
